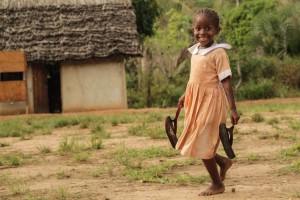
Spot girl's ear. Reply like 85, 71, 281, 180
216, 27, 221, 34
218, 26, 221, 34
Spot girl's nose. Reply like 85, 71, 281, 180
199, 28, 206, 34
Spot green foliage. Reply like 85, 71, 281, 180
0, 118, 34, 137
278, 143, 300, 161
126, 6, 192, 108
247, 153, 262, 163
252, 2, 300, 57
281, 161, 300, 174
251, 113, 265, 122
222, 0, 277, 54
37, 145, 52, 154
237, 79, 275, 100
0, 153, 22, 167
126, 0, 300, 107
132, 0, 161, 42
72, 153, 90, 163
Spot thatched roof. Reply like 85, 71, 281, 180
0, 0, 141, 62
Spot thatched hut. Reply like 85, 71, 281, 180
0, 0, 141, 114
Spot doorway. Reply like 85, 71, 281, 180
47, 63, 62, 113
32, 63, 62, 113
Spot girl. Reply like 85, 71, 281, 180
175, 8, 240, 196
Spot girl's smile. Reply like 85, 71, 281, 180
193, 15, 220, 47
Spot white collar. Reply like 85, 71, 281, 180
188, 43, 232, 55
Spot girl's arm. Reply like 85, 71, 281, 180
178, 92, 185, 107
221, 77, 240, 125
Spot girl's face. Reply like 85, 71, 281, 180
193, 15, 220, 47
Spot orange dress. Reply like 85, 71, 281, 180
175, 43, 232, 159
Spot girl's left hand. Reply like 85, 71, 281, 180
230, 109, 240, 125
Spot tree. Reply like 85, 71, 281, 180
131, 0, 161, 43
252, 2, 300, 58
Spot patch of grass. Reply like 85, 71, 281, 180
115, 145, 178, 161
251, 113, 265, 122
239, 102, 300, 113
145, 112, 163, 123
281, 161, 300, 174
10, 178, 29, 195
128, 123, 170, 139
37, 145, 52, 154
278, 143, 300, 161
258, 132, 280, 140
72, 152, 90, 163
53, 117, 80, 128
247, 153, 262, 163
115, 114, 135, 124
111, 119, 119, 126
0, 142, 10, 147
0, 153, 22, 167
123, 161, 180, 183
90, 123, 103, 133
55, 186, 69, 200
267, 117, 279, 125
114, 145, 178, 169
90, 135, 103, 150
25, 193, 48, 200
58, 136, 89, 155
0, 118, 34, 137
292, 189, 300, 198
289, 120, 300, 131
97, 131, 111, 139
40, 127, 53, 135
122, 160, 207, 185
114, 145, 204, 184
0, 174, 29, 195
128, 123, 148, 136
92, 164, 114, 177
147, 125, 167, 139
20, 134, 33, 141
56, 168, 71, 179
170, 173, 209, 185
184, 158, 202, 166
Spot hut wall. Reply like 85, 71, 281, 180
61, 60, 127, 112
0, 102, 27, 115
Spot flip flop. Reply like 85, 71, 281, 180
165, 105, 182, 148
219, 123, 236, 159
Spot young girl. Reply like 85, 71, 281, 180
175, 8, 240, 196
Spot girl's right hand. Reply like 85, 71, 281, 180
178, 93, 185, 107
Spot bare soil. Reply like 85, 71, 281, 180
0, 98, 300, 200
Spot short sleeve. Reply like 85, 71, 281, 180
215, 51, 232, 81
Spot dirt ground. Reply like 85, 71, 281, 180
0, 98, 300, 200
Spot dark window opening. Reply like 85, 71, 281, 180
0, 72, 23, 81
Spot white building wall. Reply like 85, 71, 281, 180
61, 59, 127, 112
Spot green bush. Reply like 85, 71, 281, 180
237, 79, 275, 100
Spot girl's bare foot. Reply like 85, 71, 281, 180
199, 183, 225, 196
220, 158, 233, 181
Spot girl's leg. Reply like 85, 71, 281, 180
199, 157, 225, 196
215, 153, 233, 181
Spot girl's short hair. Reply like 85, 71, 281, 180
194, 8, 220, 28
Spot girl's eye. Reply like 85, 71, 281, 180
205, 27, 210, 31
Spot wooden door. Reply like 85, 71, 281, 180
32, 64, 49, 113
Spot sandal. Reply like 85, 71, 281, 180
165, 105, 182, 148
219, 123, 236, 159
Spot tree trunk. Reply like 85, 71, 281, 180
235, 59, 242, 91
